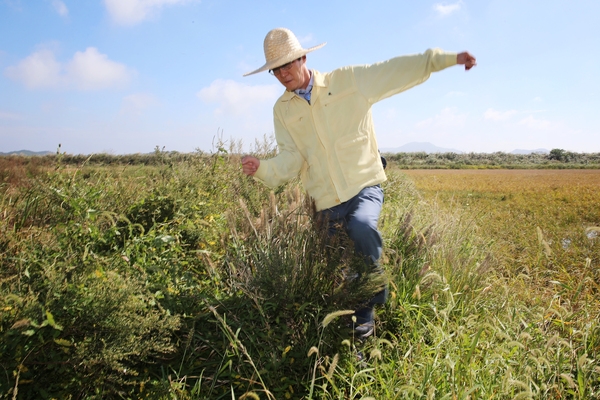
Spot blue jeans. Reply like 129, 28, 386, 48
317, 185, 388, 307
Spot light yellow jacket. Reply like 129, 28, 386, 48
254, 49, 458, 211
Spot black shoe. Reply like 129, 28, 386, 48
354, 322, 374, 339
356, 349, 365, 362
353, 307, 374, 339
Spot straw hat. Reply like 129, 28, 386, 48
243, 28, 326, 76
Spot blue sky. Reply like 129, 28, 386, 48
1, 0, 598, 154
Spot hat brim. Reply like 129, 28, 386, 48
243, 42, 326, 77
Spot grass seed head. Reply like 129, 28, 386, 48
307, 346, 319, 358
321, 310, 355, 328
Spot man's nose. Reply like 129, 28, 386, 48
279, 68, 291, 78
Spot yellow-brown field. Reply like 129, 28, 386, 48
403, 168, 600, 307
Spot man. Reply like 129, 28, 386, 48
241, 27, 476, 338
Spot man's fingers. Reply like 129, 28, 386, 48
464, 56, 476, 70
241, 157, 255, 166
457, 52, 476, 70
241, 155, 258, 176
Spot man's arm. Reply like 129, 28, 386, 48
457, 52, 477, 70
353, 48, 458, 104
240, 112, 304, 187
351, 49, 476, 105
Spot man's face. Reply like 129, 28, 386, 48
274, 57, 309, 91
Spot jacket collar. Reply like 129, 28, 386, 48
312, 70, 327, 87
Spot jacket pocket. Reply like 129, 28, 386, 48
336, 134, 371, 165
320, 86, 357, 107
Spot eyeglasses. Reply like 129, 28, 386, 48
269, 58, 301, 76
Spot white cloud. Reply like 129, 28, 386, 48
518, 115, 553, 130
484, 108, 517, 121
104, 0, 194, 26
415, 107, 468, 129
197, 80, 281, 147
197, 79, 280, 118
433, 1, 464, 16
51, 0, 68, 17
4, 47, 134, 90
66, 48, 133, 90
120, 93, 159, 116
4, 49, 62, 89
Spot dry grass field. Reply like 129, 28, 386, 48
403, 168, 600, 324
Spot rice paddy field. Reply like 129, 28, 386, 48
1, 152, 599, 399
402, 169, 600, 297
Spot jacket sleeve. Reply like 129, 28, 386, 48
353, 48, 457, 105
253, 110, 304, 188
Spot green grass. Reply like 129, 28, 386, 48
1, 148, 598, 399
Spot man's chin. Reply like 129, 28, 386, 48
283, 81, 298, 91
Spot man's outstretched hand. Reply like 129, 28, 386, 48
457, 52, 477, 70
241, 155, 260, 176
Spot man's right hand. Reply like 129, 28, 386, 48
241, 155, 260, 176
457, 52, 477, 70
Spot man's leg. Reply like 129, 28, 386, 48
345, 185, 387, 337
318, 185, 384, 266
346, 185, 384, 273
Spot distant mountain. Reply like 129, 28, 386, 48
510, 148, 549, 155
0, 150, 53, 156
381, 142, 464, 154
